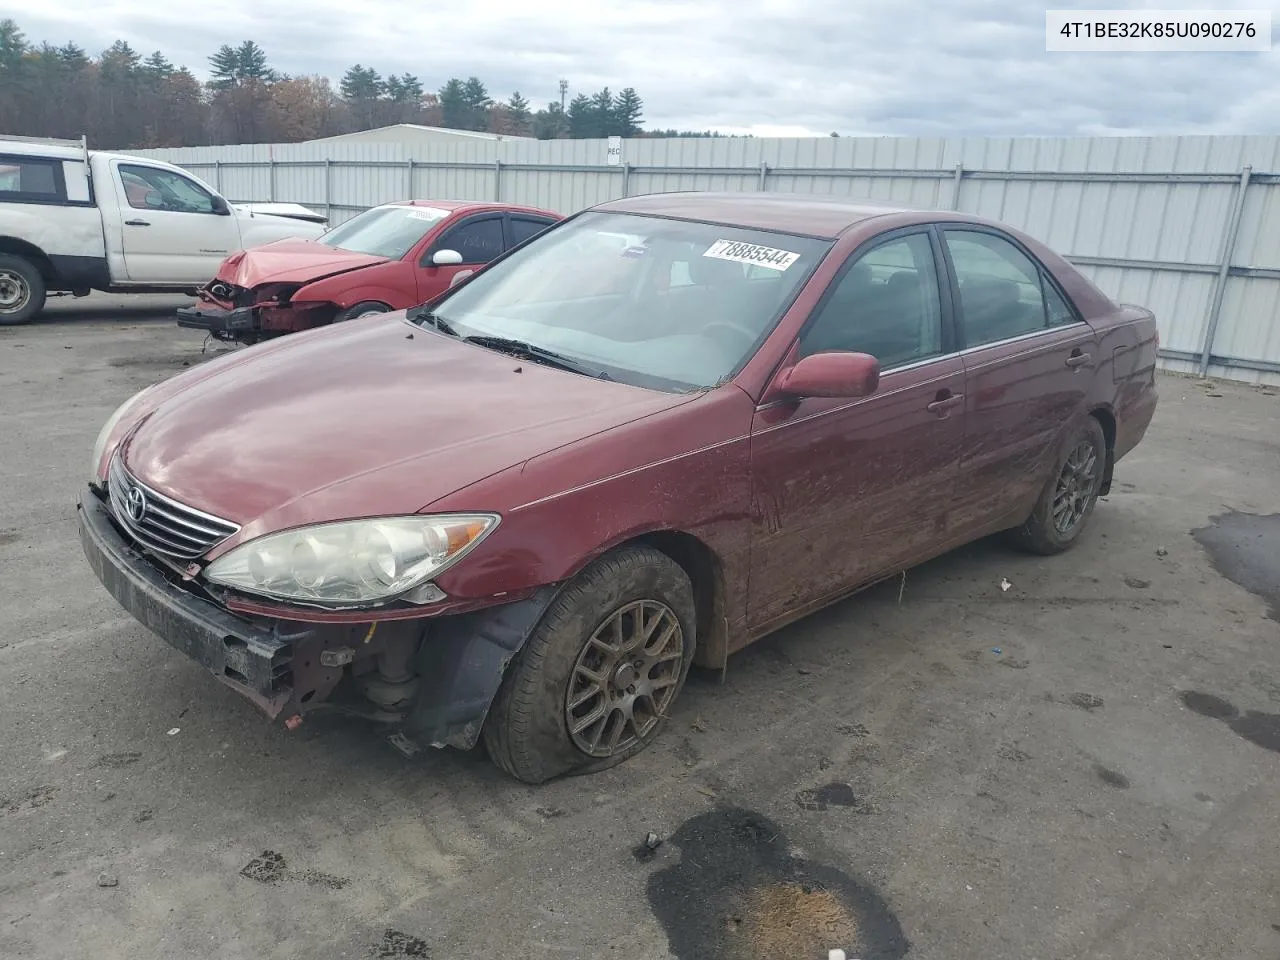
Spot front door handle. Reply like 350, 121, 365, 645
1065, 349, 1091, 368
124, 219, 151, 227
927, 391, 965, 415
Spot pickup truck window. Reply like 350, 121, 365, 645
118, 164, 217, 215
0, 154, 60, 203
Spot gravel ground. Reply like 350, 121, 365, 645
2, 296, 1278, 960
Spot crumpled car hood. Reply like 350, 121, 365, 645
214, 239, 389, 290
121, 315, 694, 555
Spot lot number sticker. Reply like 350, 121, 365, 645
704, 238, 800, 271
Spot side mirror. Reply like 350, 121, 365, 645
776, 351, 880, 399
210, 196, 230, 216
432, 249, 464, 266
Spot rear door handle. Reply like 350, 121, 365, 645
1065, 350, 1091, 368
927, 392, 965, 415
124, 219, 151, 227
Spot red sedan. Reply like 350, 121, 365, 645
82, 192, 1158, 783
177, 199, 561, 343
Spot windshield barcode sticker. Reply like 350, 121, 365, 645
704, 239, 800, 271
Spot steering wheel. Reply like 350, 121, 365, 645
700, 321, 758, 354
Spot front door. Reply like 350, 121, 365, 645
417, 214, 506, 300
938, 226, 1099, 533
113, 162, 241, 284
747, 229, 966, 632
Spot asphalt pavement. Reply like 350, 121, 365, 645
2, 295, 1278, 960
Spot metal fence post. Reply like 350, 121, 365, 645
758, 160, 769, 190
950, 163, 965, 209
621, 161, 631, 198
214, 160, 222, 192
323, 159, 332, 222
494, 159, 503, 201
406, 159, 415, 198
268, 159, 276, 202
1198, 164, 1252, 377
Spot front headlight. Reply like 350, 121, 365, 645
91, 385, 156, 480
203, 514, 499, 608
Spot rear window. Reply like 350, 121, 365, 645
0, 155, 61, 203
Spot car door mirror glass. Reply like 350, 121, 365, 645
433, 249, 464, 266
779, 351, 880, 399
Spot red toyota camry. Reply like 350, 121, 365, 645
83, 191, 1158, 783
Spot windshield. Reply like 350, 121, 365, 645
422, 211, 832, 391
319, 205, 450, 259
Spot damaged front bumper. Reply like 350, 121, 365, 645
176, 303, 258, 337
77, 490, 559, 750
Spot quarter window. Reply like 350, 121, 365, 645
118, 164, 217, 214
1043, 275, 1077, 327
944, 229, 1057, 346
0, 155, 60, 201
799, 232, 944, 369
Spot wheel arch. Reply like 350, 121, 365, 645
0, 236, 55, 281
620, 530, 730, 670
1088, 404, 1117, 496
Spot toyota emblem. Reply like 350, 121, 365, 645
125, 485, 148, 524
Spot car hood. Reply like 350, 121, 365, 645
121, 316, 694, 551
215, 239, 390, 289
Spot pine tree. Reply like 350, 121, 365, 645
566, 93, 593, 138
460, 76, 491, 131
612, 87, 643, 136
506, 91, 532, 135
589, 87, 614, 136
438, 78, 467, 128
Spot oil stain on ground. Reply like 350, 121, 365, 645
646, 806, 908, 960
1181, 691, 1280, 754
1192, 511, 1280, 621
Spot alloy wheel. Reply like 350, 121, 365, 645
1052, 439, 1099, 535
565, 599, 685, 757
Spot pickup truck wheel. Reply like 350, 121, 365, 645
334, 301, 389, 323
1008, 415, 1107, 555
483, 546, 696, 785
0, 255, 46, 325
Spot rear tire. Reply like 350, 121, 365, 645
483, 546, 696, 785
0, 255, 46, 325
1008, 415, 1107, 555
334, 301, 389, 323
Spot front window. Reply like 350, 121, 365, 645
421, 211, 832, 391
118, 164, 217, 214
320, 205, 450, 259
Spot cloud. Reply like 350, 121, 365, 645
11, 0, 1280, 135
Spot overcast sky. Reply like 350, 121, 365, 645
11, 0, 1280, 136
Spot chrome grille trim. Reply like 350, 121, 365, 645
107, 454, 240, 560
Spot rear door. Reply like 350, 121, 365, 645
417, 213, 506, 299
939, 226, 1098, 533
747, 228, 966, 631
112, 162, 241, 283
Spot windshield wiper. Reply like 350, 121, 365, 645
407, 305, 458, 337
463, 335, 613, 381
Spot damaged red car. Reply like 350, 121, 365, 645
177, 200, 561, 343
80, 192, 1158, 784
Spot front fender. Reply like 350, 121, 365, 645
398, 584, 563, 750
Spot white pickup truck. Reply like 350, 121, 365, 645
0, 136, 327, 325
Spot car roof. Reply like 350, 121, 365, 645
386, 199, 559, 216
592, 191, 920, 240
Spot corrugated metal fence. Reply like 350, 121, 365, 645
133, 135, 1280, 385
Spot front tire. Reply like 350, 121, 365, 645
482, 546, 696, 784
1009, 415, 1107, 555
0, 255, 46, 325
334, 301, 389, 323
